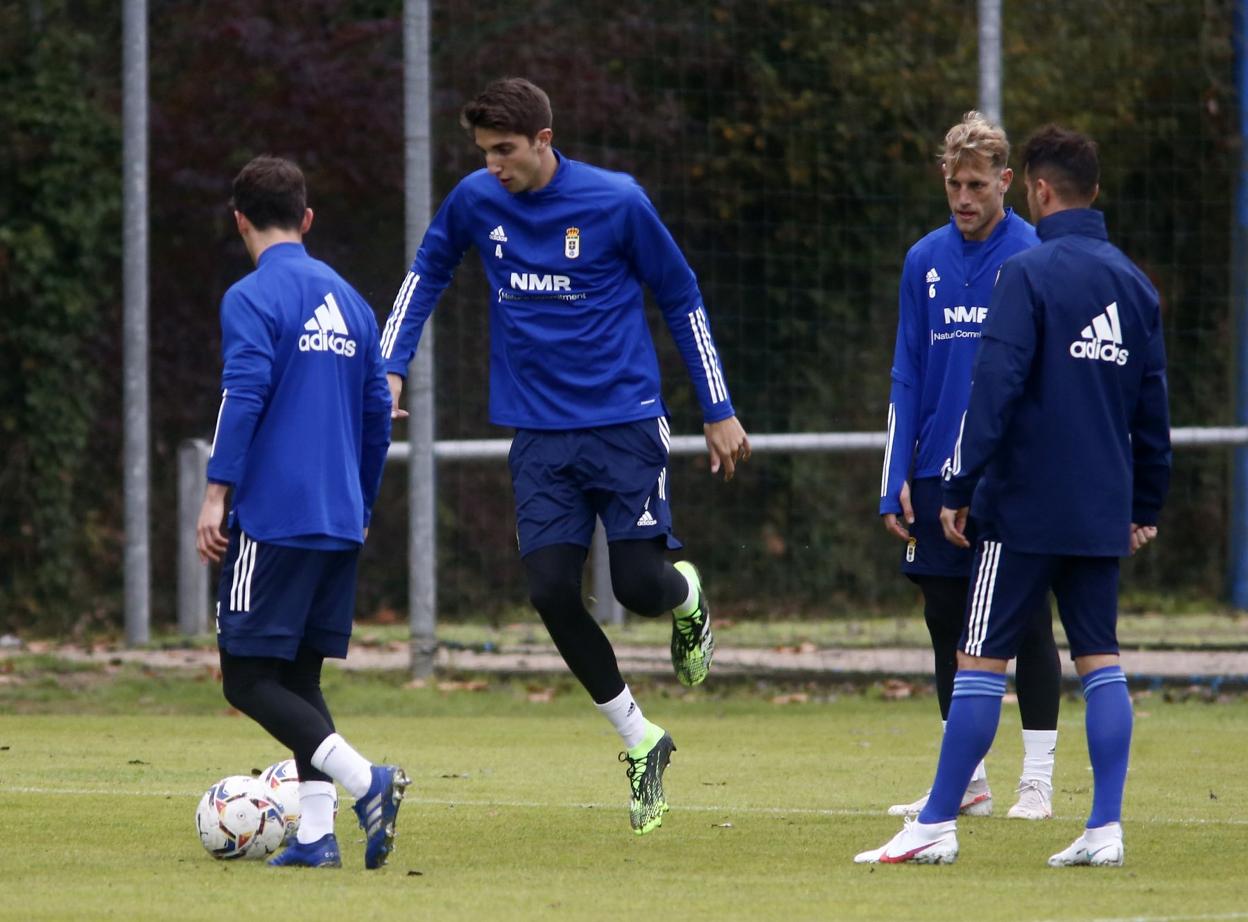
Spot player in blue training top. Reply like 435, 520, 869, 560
381, 78, 750, 836
857, 126, 1171, 867
879, 112, 1062, 822
196, 156, 408, 870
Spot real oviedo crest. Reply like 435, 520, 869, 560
564, 227, 580, 259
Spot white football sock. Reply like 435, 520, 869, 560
595, 685, 647, 749
295, 781, 337, 844
673, 569, 698, 617
311, 733, 373, 799
1020, 728, 1058, 787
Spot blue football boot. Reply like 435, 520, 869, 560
267, 833, 342, 868
352, 764, 411, 869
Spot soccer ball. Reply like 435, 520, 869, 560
195, 775, 285, 860
257, 759, 302, 844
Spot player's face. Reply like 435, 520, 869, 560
943, 158, 1012, 242
474, 127, 552, 194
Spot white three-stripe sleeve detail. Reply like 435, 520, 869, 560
658, 416, 670, 452
880, 402, 896, 498
687, 310, 719, 403
380, 272, 419, 360
692, 308, 728, 403
209, 389, 228, 459
951, 410, 967, 476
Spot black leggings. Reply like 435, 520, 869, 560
912, 575, 1061, 730
523, 538, 688, 704
219, 646, 336, 782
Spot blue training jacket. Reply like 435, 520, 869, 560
379, 152, 735, 430
880, 209, 1038, 515
207, 242, 392, 548
942, 209, 1172, 556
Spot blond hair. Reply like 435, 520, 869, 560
940, 111, 1010, 172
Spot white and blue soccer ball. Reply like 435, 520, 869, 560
257, 759, 302, 845
194, 775, 285, 860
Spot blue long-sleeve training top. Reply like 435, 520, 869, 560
379, 151, 734, 430
207, 242, 392, 548
942, 208, 1172, 556
880, 209, 1038, 515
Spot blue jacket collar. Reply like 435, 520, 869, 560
257, 241, 307, 266
1036, 208, 1107, 242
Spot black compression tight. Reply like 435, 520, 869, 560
219, 646, 335, 782
912, 575, 1061, 730
523, 538, 688, 704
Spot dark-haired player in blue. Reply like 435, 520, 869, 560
197, 156, 408, 870
381, 78, 750, 835
880, 111, 1062, 821
857, 126, 1170, 867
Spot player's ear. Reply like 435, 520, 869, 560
300, 208, 314, 235
233, 209, 250, 236
534, 128, 553, 151
999, 167, 1013, 191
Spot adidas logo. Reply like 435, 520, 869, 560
298, 292, 358, 357
636, 503, 657, 528
1068, 301, 1128, 366
926, 268, 941, 284
489, 225, 508, 243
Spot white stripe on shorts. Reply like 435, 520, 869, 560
965, 541, 1001, 656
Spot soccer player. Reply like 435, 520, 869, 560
380, 78, 750, 835
879, 112, 1062, 821
197, 156, 409, 869
856, 126, 1171, 867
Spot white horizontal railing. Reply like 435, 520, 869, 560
384, 426, 1248, 462
177, 426, 1248, 636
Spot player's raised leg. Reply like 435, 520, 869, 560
524, 542, 676, 834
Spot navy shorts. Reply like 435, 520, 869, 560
900, 477, 974, 578
508, 418, 682, 558
960, 534, 1120, 661
215, 527, 360, 660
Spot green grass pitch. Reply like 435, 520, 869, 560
1, 665, 1246, 921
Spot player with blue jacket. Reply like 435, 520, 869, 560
880, 112, 1061, 821
857, 126, 1171, 867
382, 78, 750, 836
197, 157, 408, 870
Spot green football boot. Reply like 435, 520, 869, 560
670, 561, 714, 687
619, 722, 675, 835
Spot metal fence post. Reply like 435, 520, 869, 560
177, 439, 212, 635
591, 519, 625, 625
404, 0, 438, 676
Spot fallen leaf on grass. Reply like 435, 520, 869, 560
407, 870, 424, 876
770, 693, 809, 705
436, 679, 489, 693
881, 679, 914, 700
527, 686, 556, 703
711, 822, 734, 829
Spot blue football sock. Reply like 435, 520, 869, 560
918, 670, 1006, 824
1082, 665, 1132, 828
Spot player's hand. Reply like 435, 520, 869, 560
704, 416, 751, 481
196, 484, 230, 564
387, 372, 409, 419
1129, 522, 1158, 555
940, 505, 970, 548
883, 481, 914, 541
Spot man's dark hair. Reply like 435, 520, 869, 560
231, 156, 306, 231
1020, 125, 1100, 203
460, 78, 552, 139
